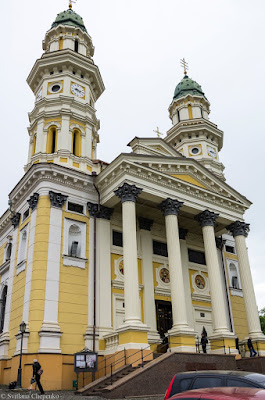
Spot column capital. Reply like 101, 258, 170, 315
114, 183, 142, 203
49, 191, 68, 208
27, 193, 39, 211
87, 202, 113, 220
11, 213, 21, 228
195, 209, 219, 227
179, 228, 188, 240
159, 198, 184, 217
227, 221, 250, 237
138, 217, 153, 231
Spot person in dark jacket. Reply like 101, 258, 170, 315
247, 337, 257, 357
201, 333, 208, 353
32, 359, 44, 394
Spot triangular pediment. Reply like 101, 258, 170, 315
98, 151, 251, 214
128, 137, 183, 158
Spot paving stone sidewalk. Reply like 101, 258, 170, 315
0, 386, 163, 400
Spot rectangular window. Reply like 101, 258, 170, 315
225, 245, 235, 254
188, 249, 206, 265
153, 240, 168, 257
68, 202, 84, 214
113, 231, 123, 247
23, 209, 29, 221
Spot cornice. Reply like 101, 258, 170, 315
28, 97, 98, 129
165, 118, 223, 150
0, 211, 12, 239
8, 163, 95, 214
96, 155, 250, 216
27, 50, 104, 100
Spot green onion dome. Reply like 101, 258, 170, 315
173, 75, 207, 100
51, 8, 87, 33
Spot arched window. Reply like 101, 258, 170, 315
229, 263, 239, 289
74, 39, 79, 53
18, 230, 27, 264
46, 127, 57, 154
5, 243, 12, 261
32, 134, 37, 156
188, 104, 193, 119
0, 286, 8, 333
68, 224, 81, 257
72, 130, 81, 157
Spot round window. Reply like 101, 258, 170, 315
191, 147, 199, 155
51, 84, 61, 93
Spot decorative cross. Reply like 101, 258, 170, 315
69, 0, 76, 9
153, 126, 163, 138
180, 58, 189, 76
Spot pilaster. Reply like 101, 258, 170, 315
39, 191, 67, 353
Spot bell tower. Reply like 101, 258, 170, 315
165, 71, 225, 180
25, 5, 105, 174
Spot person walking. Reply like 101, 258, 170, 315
32, 359, 44, 394
247, 337, 257, 357
201, 333, 208, 354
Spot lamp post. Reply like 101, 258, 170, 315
16, 321, 26, 388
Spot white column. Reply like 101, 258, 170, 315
139, 218, 160, 342
228, 221, 264, 338
196, 210, 232, 337
179, 230, 194, 330
39, 192, 66, 353
114, 183, 145, 328
160, 199, 193, 334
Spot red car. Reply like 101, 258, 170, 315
170, 387, 265, 399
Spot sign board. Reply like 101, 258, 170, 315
74, 351, 98, 373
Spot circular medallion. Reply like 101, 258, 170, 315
195, 274, 205, 289
160, 267, 170, 283
119, 260, 124, 275
71, 83, 85, 98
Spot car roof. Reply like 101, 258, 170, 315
170, 387, 265, 399
174, 370, 265, 378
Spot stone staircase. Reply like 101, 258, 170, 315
78, 352, 238, 398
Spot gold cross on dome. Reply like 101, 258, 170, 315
69, 0, 77, 9
154, 126, 163, 138
180, 58, 189, 76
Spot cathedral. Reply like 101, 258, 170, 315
0, 4, 264, 391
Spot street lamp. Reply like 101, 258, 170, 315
16, 321, 26, 388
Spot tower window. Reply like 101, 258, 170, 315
51, 84, 61, 93
177, 109, 180, 122
51, 129, 56, 153
74, 40, 79, 53
225, 245, 235, 254
72, 130, 81, 157
47, 127, 57, 154
5, 243, 12, 261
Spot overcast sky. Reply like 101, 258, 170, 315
1, 0, 265, 308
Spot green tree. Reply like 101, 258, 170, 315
259, 308, 265, 334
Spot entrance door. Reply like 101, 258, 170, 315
155, 300, 173, 337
